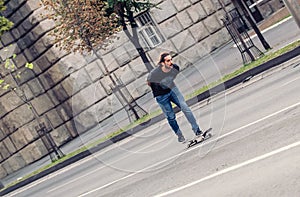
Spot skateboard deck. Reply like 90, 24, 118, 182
187, 128, 212, 148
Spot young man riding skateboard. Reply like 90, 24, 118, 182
147, 52, 203, 142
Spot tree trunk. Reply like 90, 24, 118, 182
118, 7, 153, 72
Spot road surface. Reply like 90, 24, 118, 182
5, 47, 300, 197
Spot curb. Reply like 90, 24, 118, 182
1, 45, 300, 196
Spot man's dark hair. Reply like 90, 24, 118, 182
158, 52, 170, 64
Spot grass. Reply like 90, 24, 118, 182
2, 39, 300, 192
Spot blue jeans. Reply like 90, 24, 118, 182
156, 87, 200, 135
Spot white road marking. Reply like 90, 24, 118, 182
77, 101, 300, 196
154, 140, 300, 197
232, 16, 292, 48
279, 76, 300, 88
7, 133, 170, 196
7, 101, 300, 196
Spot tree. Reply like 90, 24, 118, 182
0, 0, 13, 36
43, 0, 151, 121
107, 0, 156, 72
42, 0, 156, 72
42, 0, 121, 52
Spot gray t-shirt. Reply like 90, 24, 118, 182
147, 64, 179, 97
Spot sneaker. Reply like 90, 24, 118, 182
177, 133, 185, 142
195, 128, 203, 136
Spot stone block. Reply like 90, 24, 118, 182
0, 141, 10, 160
15, 66, 36, 85
100, 75, 114, 95
26, 0, 42, 11
1, 160, 13, 175
3, 137, 16, 155
23, 46, 39, 62
211, 0, 222, 10
174, 44, 209, 70
34, 38, 48, 55
60, 53, 87, 75
187, 3, 207, 23
28, 78, 45, 97
0, 102, 7, 118
94, 94, 123, 122
0, 165, 7, 179
92, 82, 107, 102
65, 120, 79, 138
70, 68, 92, 94
13, 52, 27, 68
190, 21, 210, 41
31, 94, 55, 115
177, 10, 193, 29
2, 104, 35, 133
10, 129, 28, 150
124, 42, 139, 59
50, 125, 71, 146
0, 121, 10, 136
127, 76, 151, 99
86, 59, 104, 82
10, 12, 23, 29
172, 0, 191, 11
19, 140, 47, 164
203, 15, 222, 34
56, 105, 72, 122
44, 62, 66, 87
29, 7, 47, 25
22, 18, 35, 32
1, 91, 24, 113
171, 30, 196, 52
52, 84, 69, 103
45, 108, 64, 128
159, 17, 182, 39
112, 46, 131, 66
18, 123, 38, 143
11, 27, 21, 40
20, 83, 34, 101
129, 57, 149, 79
190, 0, 201, 4
0, 129, 5, 141
102, 52, 119, 73
73, 106, 98, 134
151, 0, 177, 23
115, 64, 136, 85
205, 28, 231, 52
201, 0, 216, 16
4, 153, 26, 173
43, 48, 63, 65
33, 55, 52, 71
1, 32, 15, 46
71, 83, 105, 116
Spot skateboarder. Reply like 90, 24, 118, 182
147, 52, 203, 142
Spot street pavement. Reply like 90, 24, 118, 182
1, 16, 300, 194
4, 47, 300, 196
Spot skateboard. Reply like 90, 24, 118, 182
187, 128, 212, 148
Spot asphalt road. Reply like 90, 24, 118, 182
5, 49, 300, 196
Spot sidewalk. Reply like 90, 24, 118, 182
1, 13, 300, 195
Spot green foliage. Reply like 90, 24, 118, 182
107, 0, 155, 13
0, 48, 34, 90
0, 0, 14, 36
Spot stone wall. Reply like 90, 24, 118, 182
0, 0, 234, 178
